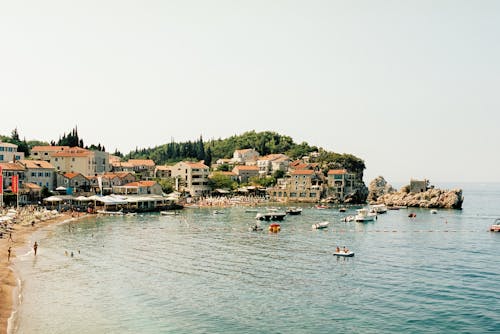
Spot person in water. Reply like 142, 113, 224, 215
336, 246, 340, 253
33, 241, 38, 256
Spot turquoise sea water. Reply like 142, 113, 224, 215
12, 183, 500, 333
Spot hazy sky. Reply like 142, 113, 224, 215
1, 1, 499, 184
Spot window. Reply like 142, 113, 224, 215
31, 172, 36, 177
0, 155, 3, 160
0, 147, 4, 151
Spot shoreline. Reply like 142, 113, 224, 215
0, 212, 88, 334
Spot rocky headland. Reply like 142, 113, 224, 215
368, 176, 464, 209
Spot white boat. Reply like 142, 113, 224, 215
97, 210, 124, 216
312, 221, 329, 229
255, 212, 286, 221
213, 210, 224, 215
430, 209, 438, 214
334, 251, 355, 257
286, 207, 303, 215
355, 209, 377, 222
490, 218, 500, 232
161, 211, 180, 216
370, 204, 387, 214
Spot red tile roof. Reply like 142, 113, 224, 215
233, 165, 259, 171
328, 169, 347, 175
0, 163, 25, 171
52, 148, 91, 157
64, 172, 87, 179
127, 159, 156, 167
124, 181, 157, 187
32, 145, 70, 152
291, 169, 315, 175
18, 160, 54, 169
185, 162, 209, 169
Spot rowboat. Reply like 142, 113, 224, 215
312, 221, 329, 229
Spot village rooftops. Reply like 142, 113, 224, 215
328, 169, 348, 175
18, 160, 54, 169
184, 162, 209, 169
124, 181, 157, 187
31, 145, 71, 152
64, 172, 87, 179
127, 159, 156, 167
290, 169, 315, 175
0, 162, 25, 171
233, 165, 259, 171
52, 148, 91, 157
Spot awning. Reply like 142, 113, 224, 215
43, 196, 63, 202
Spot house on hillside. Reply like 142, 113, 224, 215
267, 169, 322, 202
232, 149, 260, 164
232, 165, 259, 183
113, 180, 162, 195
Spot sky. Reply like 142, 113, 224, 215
1, 0, 499, 184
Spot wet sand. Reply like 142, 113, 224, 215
0, 212, 83, 334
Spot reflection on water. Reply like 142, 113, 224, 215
13, 186, 500, 333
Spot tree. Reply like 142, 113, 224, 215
208, 173, 236, 190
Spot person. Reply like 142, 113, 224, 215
33, 241, 38, 256
9, 232, 13, 242
336, 246, 340, 253
8, 247, 11, 261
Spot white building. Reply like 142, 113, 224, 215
0, 142, 25, 162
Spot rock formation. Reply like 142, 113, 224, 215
368, 176, 395, 203
376, 187, 464, 209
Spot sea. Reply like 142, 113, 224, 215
10, 183, 500, 333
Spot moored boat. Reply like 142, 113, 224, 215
286, 207, 303, 215
312, 221, 329, 229
370, 204, 387, 214
355, 209, 377, 222
256, 212, 286, 221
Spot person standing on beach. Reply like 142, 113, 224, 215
8, 247, 11, 261
33, 241, 38, 256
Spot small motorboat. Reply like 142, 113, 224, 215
213, 210, 224, 215
334, 251, 355, 257
286, 207, 303, 215
430, 209, 438, 214
315, 205, 328, 210
339, 207, 347, 212
342, 215, 355, 222
161, 211, 180, 216
408, 213, 417, 218
312, 221, 329, 229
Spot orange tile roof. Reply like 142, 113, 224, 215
185, 162, 209, 169
24, 182, 42, 190
52, 148, 91, 157
124, 181, 157, 187
0, 163, 25, 171
291, 169, 315, 175
64, 172, 87, 179
32, 145, 70, 152
328, 169, 347, 175
234, 165, 259, 171
18, 160, 54, 169
128, 159, 156, 167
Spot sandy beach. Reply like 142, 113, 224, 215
0, 211, 83, 334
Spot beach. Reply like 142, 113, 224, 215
0, 210, 81, 334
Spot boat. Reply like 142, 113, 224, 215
355, 209, 377, 222
333, 251, 355, 257
315, 205, 328, 210
213, 210, 224, 215
408, 213, 417, 218
97, 210, 124, 216
255, 212, 286, 221
286, 207, 303, 215
312, 221, 329, 229
370, 204, 387, 214
269, 223, 281, 233
339, 207, 347, 212
342, 215, 355, 222
161, 211, 180, 216
249, 223, 263, 232
430, 209, 438, 214
490, 218, 500, 232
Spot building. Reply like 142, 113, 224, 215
267, 169, 321, 202
410, 179, 428, 193
232, 165, 259, 183
17, 160, 55, 191
0, 142, 25, 162
31, 146, 70, 162
56, 172, 90, 194
154, 165, 172, 178
113, 181, 163, 195
171, 161, 210, 197
0, 162, 25, 191
256, 154, 290, 176
88, 172, 137, 194
50, 148, 110, 176
327, 169, 355, 200
232, 149, 260, 164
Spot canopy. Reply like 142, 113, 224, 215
74, 196, 91, 201
55, 186, 67, 191
44, 196, 63, 202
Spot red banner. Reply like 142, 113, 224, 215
11, 175, 18, 194
0, 166, 3, 195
